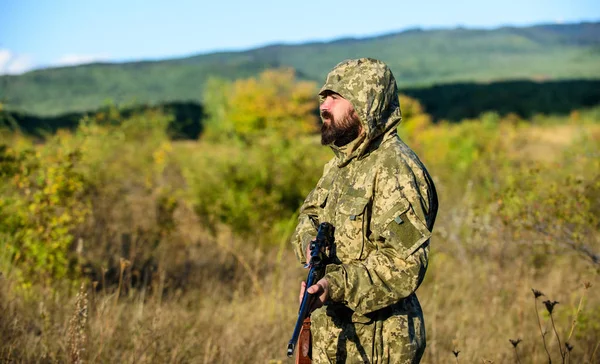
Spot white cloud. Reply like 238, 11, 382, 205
0, 50, 113, 76
0, 50, 12, 69
55, 53, 110, 67
0, 49, 35, 75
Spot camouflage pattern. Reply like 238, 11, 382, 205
291, 58, 438, 363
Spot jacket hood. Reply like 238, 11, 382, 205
320, 58, 403, 167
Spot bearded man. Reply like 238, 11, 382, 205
291, 58, 438, 363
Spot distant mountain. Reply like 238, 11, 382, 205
1, 21, 599, 116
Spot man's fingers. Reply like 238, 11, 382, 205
307, 283, 322, 295
308, 283, 325, 312
298, 281, 306, 304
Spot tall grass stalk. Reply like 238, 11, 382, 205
533, 290, 553, 363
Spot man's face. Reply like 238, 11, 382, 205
319, 91, 363, 146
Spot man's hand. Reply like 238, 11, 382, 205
304, 241, 312, 264
298, 278, 330, 312
307, 278, 329, 310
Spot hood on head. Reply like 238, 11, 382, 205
319, 58, 402, 167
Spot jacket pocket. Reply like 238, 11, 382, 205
373, 199, 431, 260
335, 196, 370, 261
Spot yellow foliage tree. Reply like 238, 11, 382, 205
397, 94, 433, 151
203, 69, 319, 141
398, 94, 432, 134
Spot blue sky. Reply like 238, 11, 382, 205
0, 0, 598, 74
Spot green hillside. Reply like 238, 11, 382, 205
1, 21, 600, 116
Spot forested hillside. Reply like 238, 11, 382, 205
1, 21, 599, 116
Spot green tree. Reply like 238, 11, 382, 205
202, 68, 319, 142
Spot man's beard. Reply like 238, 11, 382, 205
321, 110, 362, 147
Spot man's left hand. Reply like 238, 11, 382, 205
306, 277, 330, 312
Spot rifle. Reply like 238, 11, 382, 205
287, 222, 335, 362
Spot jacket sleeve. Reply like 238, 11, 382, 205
290, 159, 336, 264
290, 188, 321, 264
323, 165, 433, 315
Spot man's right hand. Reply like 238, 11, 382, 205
305, 241, 313, 264
298, 279, 330, 311
298, 281, 307, 304
299, 241, 312, 304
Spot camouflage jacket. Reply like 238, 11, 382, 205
291, 58, 438, 362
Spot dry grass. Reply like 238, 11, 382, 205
421, 250, 599, 363
1, 223, 598, 363
1, 121, 599, 363
516, 124, 599, 162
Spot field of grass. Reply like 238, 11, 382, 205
1, 104, 599, 363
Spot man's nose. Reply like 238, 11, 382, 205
320, 98, 330, 111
